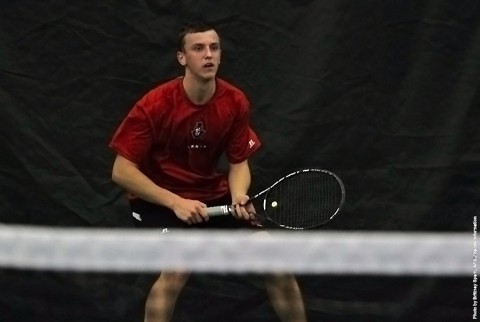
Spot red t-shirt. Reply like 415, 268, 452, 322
109, 77, 261, 201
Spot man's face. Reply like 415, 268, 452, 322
177, 30, 221, 81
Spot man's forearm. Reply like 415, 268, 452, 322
228, 160, 251, 203
112, 157, 180, 209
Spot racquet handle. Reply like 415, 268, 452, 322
206, 205, 232, 217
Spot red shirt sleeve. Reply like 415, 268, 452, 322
108, 101, 154, 164
225, 98, 262, 163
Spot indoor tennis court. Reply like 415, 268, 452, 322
0, 1, 476, 321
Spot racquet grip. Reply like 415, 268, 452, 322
206, 205, 232, 217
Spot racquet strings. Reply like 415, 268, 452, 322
265, 171, 344, 229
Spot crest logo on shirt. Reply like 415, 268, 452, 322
191, 122, 206, 139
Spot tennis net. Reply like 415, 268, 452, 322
0, 224, 473, 322
0, 225, 471, 275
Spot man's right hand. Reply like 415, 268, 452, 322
172, 198, 208, 225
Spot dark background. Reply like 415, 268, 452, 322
0, 1, 477, 321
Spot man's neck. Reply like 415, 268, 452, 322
182, 75, 216, 105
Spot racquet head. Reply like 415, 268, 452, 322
258, 169, 345, 229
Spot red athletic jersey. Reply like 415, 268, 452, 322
109, 77, 261, 201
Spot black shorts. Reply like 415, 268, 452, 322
130, 194, 256, 230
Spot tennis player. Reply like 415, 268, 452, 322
109, 21, 307, 322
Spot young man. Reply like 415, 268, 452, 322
109, 22, 307, 322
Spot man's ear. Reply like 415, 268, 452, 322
177, 51, 186, 66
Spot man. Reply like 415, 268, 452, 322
109, 21, 307, 322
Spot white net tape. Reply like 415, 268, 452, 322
0, 225, 472, 276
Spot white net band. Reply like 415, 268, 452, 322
0, 225, 472, 276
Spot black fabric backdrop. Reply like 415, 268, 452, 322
0, 1, 477, 321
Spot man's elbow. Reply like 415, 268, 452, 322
111, 155, 139, 186
111, 159, 129, 185
111, 164, 122, 185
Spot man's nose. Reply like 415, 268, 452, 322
205, 47, 212, 58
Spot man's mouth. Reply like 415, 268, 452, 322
204, 63, 214, 68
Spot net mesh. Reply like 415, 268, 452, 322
0, 224, 473, 322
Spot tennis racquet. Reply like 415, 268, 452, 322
206, 168, 345, 230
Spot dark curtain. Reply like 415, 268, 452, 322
0, 1, 476, 321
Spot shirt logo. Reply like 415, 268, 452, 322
191, 122, 206, 139
249, 139, 256, 148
